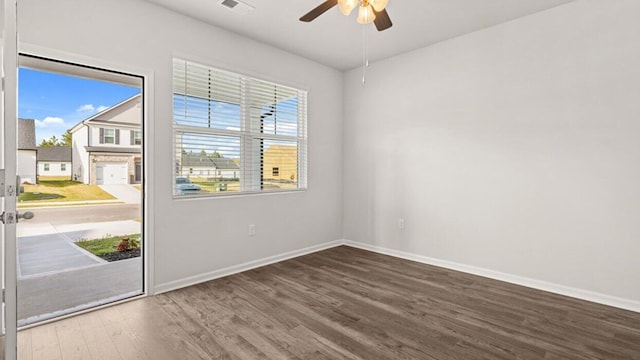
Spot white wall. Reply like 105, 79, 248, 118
19, 0, 343, 291
343, 0, 640, 304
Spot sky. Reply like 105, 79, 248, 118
18, 68, 141, 144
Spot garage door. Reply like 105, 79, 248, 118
96, 162, 128, 185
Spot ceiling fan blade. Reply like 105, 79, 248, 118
300, 0, 338, 22
373, 8, 393, 31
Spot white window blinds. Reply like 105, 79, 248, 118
173, 59, 308, 196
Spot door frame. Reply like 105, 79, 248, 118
10, 44, 155, 325
2, 1, 19, 359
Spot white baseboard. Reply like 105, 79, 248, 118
153, 240, 343, 294
343, 240, 640, 313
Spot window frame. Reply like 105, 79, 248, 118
131, 130, 142, 145
100, 128, 118, 145
172, 58, 308, 198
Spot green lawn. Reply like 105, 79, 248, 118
75, 233, 141, 256
19, 180, 115, 203
189, 178, 240, 193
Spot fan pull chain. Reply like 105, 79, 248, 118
362, 24, 369, 84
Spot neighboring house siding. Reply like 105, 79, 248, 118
263, 145, 297, 182
178, 166, 238, 179
18, 118, 37, 184
38, 161, 71, 177
72, 126, 90, 183
18, 150, 37, 184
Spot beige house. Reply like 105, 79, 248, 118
69, 94, 142, 185
262, 144, 297, 184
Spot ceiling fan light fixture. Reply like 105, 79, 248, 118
357, 3, 376, 24
370, 0, 388, 12
338, 0, 358, 16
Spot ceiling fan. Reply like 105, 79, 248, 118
300, 0, 393, 31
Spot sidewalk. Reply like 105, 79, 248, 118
17, 220, 141, 277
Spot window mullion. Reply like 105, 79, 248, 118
240, 76, 253, 192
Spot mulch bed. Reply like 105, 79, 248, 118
99, 248, 141, 262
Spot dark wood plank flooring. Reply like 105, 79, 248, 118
12, 246, 640, 359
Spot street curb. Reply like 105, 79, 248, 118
18, 200, 124, 209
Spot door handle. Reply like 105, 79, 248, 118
0, 211, 34, 224
18, 211, 34, 221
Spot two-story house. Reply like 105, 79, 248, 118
69, 94, 142, 185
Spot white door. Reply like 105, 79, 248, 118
2, 1, 19, 359
96, 162, 128, 184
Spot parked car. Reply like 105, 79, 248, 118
175, 177, 201, 195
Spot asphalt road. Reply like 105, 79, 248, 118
20, 204, 141, 225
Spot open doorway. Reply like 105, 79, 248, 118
16, 54, 145, 326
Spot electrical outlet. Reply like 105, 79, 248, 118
248, 224, 256, 236
398, 218, 405, 231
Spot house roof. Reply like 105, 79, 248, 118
18, 118, 37, 150
37, 146, 71, 162
70, 94, 142, 134
211, 157, 240, 170
180, 153, 239, 170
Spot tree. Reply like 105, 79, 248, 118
39, 135, 60, 147
209, 151, 222, 158
39, 131, 72, 147
61, 130, 72, 147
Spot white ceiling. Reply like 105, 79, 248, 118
146, 0, 575, 71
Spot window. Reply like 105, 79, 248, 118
173, 59, 307, 196
100, 128, 119, 144
131, 130, 142, 145
61, 163, 66, 171
44, 163, 50, 171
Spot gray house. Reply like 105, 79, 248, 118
18, 118, 37, 184
36, 146, 72, 179
177, 153, 239, 179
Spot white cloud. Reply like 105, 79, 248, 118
35, 116, 65, 128
76, 104, 95, 113
76, 104, 108, 114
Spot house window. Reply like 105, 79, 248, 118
173, 59, 307, 196
44, 163, 50, 171
131, 130, 142, 145
100, 128, 119, 144
61, 163, 66, 171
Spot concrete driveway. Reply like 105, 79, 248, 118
99, 184, 141, 204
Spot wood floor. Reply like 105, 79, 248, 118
10, 246, 640, 359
